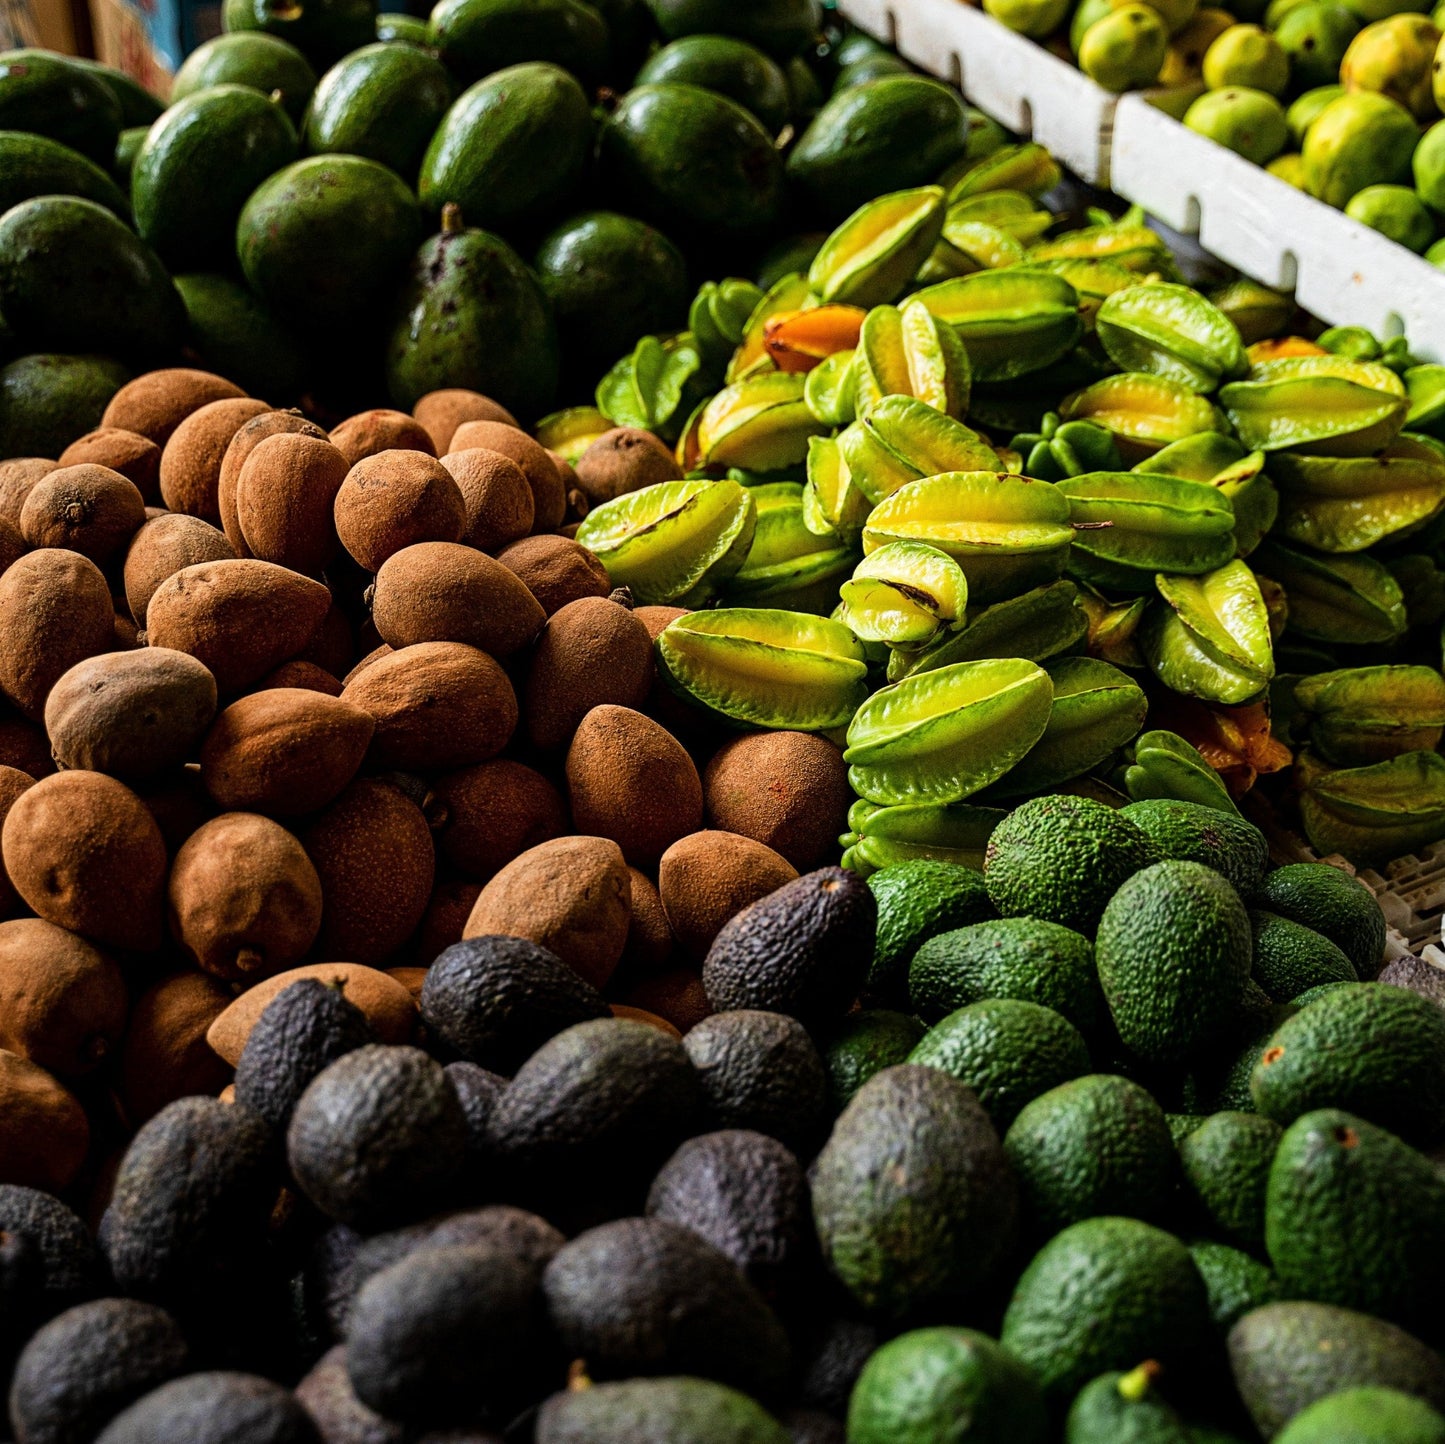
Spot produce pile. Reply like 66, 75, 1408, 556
984, 0, 1445, 257
2, 3, 1445, 1443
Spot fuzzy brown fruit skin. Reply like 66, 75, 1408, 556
158, 396, 271, 523
658, 829, 799, 963
0, 1048, 89, 1191
620, 965, 712, 1032
438, 447, 534, 553
206, 960, 417, 1066
302, 780, 436, 966
19, 462, 146, 562
122, 513, 235, 626
235, 432, 349, 576
371, 541, 545, 659
330, 409, 437, 467
1, 770, 168, 951
413, 388, 518, 453
143, 558, 332, 695
524, 597, 653, 751
58, 428, 161, 503
0, 715, 54, 779
0, 515, 24, 577
0, 917, 127, 1079
44, 647, 218, 781
433, 759, 568, 881
495, 534, 611, 615
449, 420, 565, 533
703, 731, 852, 869
621, 866, 674, 973
0, 764, 33, 914
168, 811, 324, 983
411, 879, 482, 964
200, 687, 374, 816
0, 458, 55, 528
574, 426, 684, 506
333, 450, 467, 574
0, 549, 115, 721
341, 641, 518, 772
464, 835, 632, 991
101, 368, 246, 446
565, 705, 703, 866
259, 660, 343, 696
218, 410, 329, 557
120, 969, 235, 1125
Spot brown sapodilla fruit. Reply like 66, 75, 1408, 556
657, 829, 799, 962
158, 396, 272, 523
199, 687, 374, 816
0, 1049, 89, 1192
168, 811, 324, 982
1, 770, 167, 950
0, 515, 24, 577
119, 969, 234, 1125
0, 917, 128, 1079
133, 768, 215, 858
218, 410, 329, 556
206, 960, 417, 1065
143, 558, 332, 695
343, 643, 391, 685
44, 647, 218, 780
621, 865, 673, 973
235, 432, 349, 575
703, 731, 851, 869
635, 605, 688, 642
19, 463, 146, 561
0, 714, 54, 779
496, 533, 610, 615
411, 878, 481, 964
58, 428, 161, 502
301, 779, 435, 965
610, 1004, 681, 1038
433, 759, 568, 880
259, 660, 343, 696
465, 834, 631, 990
102, 369, 246, 446
448, 421, 565, 532
565, 704, 703, 865
341, 641, 518, 772
333, 450, 467, 574
296, 602, 356, 680
574, 426, 685, 506
620, 966, 712, 1033
412, 388, 518, 453
0, 549, 115, 721
330, 409, 436, 466
0, 764, 34, 914
438, 447, 534, 552
523, 596, 653, 751
122, 513, 236, 626
370, 541, 545, 658
0, 458, 53, 528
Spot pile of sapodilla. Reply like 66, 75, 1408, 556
0, 367, 851, 1202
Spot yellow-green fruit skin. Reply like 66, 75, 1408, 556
1302, 91, 1419, 208
1202, 23, 1291, 94
1340, 14, 1441, 120
1079, 5, 1171, 89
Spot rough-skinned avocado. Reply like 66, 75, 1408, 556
0, 51, 121, 166
133, 85, 299, 271
0, 353, 130, 458
0, 198, 185, 363
1228, 1301, 1445, 1437
0, 130, 131, 221
385, 209, 559, 419
93, 1371, 319, 1444
1120, 798, 1269, 897
635, 35, 792, 133
0, 1184, 102, 1311
867, 858, 996, 1001
304, 42, 455, 182
1273, 1387, 1445, 1444
1255, 863, 1385, 977
1177, 1110, 1282, 1253
817, 1009, 925, 1112
535, 1376, 791, 1444
1190, 1238, 1284, 1332
1064, 1364, 1192, 1444
811, 1064, 1017, 1317
1249, 910, 1358, 1001
170, 33, 317, 124
172, 272, 308, 401
221, 0, 378, 70
427, 0, 611, 85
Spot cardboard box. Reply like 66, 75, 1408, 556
89, 0, 220, 91
2, 0, 91, 53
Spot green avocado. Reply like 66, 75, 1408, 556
1254, 862, 1385, 977
0, 50, 122, 166
867, 857, 996, 1001
375, 11, 430, 43
419, 62, 591, 230
237, 154, 424, 330
171, 33, 318, 125
598, 83, 785, 241
112, 126, 147, 189
1188, 1239, 1284, 1333
834, 52, 913, 92
70, 58, 164, 127
1228, 1302, 1445, 1438
816, 1008, 925, 1112
0, 130, 131, 221
222, 0, 379, 69
173, 272, 308, 401
1274, 1387, 1445, 1444
848, 1327, 1048, 1444
1065, 1365, 1193, 1444
386, 210, 558, 420
1119, 798, 1269, 896
305, 43, 455, 181
1265, 1107, 1445, 1330
635, 35, 792, 133
428, 0, 611, 85
0, 196, 184, 363
1177, 1110, 1282, 1252
532, 209, 690, 375
788, 75, 972, 221
1249, 909, 1358, 1002
0, 352, 130, 458
536, 1377, 790, 1444
134, 85, 298, 271
644, 0, 821, 57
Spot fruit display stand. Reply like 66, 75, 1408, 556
836, 0, 1445, 362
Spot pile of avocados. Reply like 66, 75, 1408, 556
0, 0, 974, 455
4, 784, 1445, 1444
